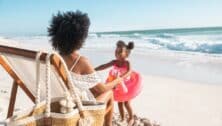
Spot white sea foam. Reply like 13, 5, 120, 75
1, 33, 222, 58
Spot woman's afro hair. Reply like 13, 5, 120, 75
48, 10, 90, 55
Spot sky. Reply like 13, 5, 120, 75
0, 0, 222, 35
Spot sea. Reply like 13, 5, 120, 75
92, 27, 222, 54
1, 27, 222, 55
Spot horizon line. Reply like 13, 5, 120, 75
0, 26, 222, 36
94, 26, 222, 34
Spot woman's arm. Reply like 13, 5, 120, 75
90, 77, 122, 97
78, 57, 121, 96
94, 60, 115, 71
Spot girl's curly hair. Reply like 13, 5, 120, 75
48, 10, 90, 55
117, 40, 134, 50
116, 40, 134, 56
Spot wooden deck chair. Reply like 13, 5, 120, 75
0, 44, 111, 125
0, 44, 70, 118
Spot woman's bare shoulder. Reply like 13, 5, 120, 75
78, 56, 95, 74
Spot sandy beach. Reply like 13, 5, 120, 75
0, 39, 222, 126
133, 75, 222, 126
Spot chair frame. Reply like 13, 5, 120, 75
0, 45, 112, 121
0, 45, 69, 118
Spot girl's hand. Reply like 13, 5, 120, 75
112, 77, 122, 89
115, 76, 123, 85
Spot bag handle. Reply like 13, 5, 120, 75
51, 53, 85, 117
35, 52, 87, 118
45, 53, 51, 117
35, 51, 42, 105
34, 52, 51, 117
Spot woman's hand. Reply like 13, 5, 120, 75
112, 76, 122, 85
113, 76, 123, 89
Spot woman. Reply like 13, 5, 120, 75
48, 11, 121, 126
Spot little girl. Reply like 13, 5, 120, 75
95, 40, 142, 125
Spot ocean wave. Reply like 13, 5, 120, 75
155, 33, 175, 39
133, 33, 141, 36
1, 27, 222, 55
88, 33, 98, 38
146, 35, 222, 54
98, 34, 121, 38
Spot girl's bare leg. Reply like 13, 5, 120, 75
96, 91, 114, 126
118, 102, 125, 121
124, 101, 134, 125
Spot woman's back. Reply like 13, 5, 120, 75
66, 55, 101, 101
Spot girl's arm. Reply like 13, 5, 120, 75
120, 61, 132, 79
94, 60, 115, 71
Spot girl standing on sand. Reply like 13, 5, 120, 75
95, 40, 142, 126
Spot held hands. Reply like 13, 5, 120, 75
112, 76, 122, 90
113, 75, 128, 93
111, 76, 122, 86
115, 76, 123, 85
114, 71, 123, 85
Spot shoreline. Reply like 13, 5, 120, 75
81, 48, 222, 85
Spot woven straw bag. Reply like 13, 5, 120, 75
6, 52, 105, 126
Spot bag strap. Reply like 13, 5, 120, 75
45, 54, 51, 117
52, 52, 86, 118
35, 52, 87, 118
35, 51, 42, 105
33, 52, 51, 117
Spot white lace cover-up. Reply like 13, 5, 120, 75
71, 72, 102, 101
69, 55, 102, 101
